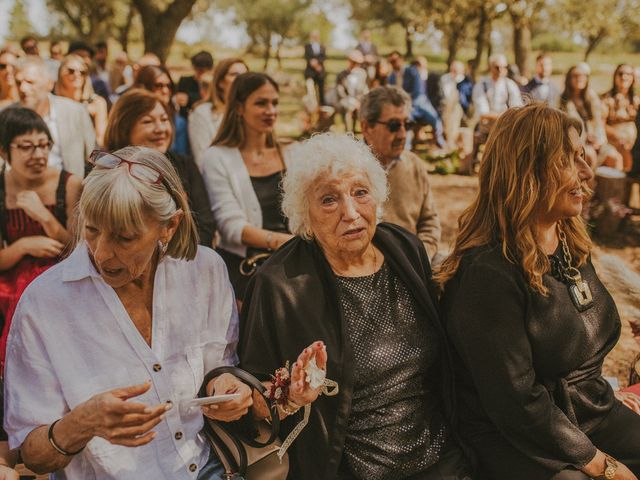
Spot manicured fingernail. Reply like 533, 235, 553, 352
165, 403, 173, 411
144, 407, 152, 414
159, 414, 165, 421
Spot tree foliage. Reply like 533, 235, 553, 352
221, 0, 312, 69
8, 0, 34, 41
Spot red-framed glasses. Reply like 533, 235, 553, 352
89, 150, 164, 185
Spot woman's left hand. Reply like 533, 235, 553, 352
15, 191, 53, 224
0, 465, 18, 480
288, 341, 328, 407
615, 390, 640, 415
202, 373, 253, 422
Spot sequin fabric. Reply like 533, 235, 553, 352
335, 262, 447, 480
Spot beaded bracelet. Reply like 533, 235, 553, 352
48, 419, 85, 456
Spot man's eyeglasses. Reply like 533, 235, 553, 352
89, 150, 164, 185
10, 141, 53, 155
375, 119, 414, 133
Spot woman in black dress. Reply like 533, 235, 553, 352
438, 102, 640, 480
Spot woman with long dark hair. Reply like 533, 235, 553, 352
188, 58, 248, 167
559, 64, 621, 169
601, 63, 640, 171
200, 72, 293, 301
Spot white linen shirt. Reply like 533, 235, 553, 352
472, 76, 523, 118
4, 243, 238, 480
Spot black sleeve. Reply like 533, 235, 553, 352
446, 258, 597, 471
183, 155, 215, 247
169, 152, 215, 247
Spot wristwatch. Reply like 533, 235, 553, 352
604, 454, 618, 480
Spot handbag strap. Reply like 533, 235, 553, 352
198, 365, 281, 447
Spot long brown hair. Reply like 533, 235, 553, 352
609, 63, 635, 104
435, 103, 592, 295
206, 57, 248, 110
212, 72, 279, 149
104, 88, 174, 151
560, 66, 593, 121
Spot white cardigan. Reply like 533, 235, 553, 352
200, 145, 290, 257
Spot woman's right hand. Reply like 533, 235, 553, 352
18, 236, 64, 258
581, 449, 638, 480
76, 382, 170, 447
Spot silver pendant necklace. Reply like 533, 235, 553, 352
558, 227, 593, 312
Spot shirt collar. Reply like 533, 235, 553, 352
62, 242, 102, 282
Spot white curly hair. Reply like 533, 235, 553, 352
282, 132, 388, 239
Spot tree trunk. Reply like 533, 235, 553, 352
473, 7, 488, 77
275, 39, 282, 69
405, 25, 413, 58
263, 33, 271, 70
132, 0, 198, 63
447, 28, 462, 68
117, 5, 136, 53
584, 29, 606, 61
512, 15, 531, 78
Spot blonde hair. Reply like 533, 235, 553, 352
436, 103, 591, 295
282, 133, 387, 239
55, 54, 95, 103
77, 146, 198, 260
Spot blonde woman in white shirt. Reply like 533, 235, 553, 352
189, 58, 248, 168
201, 72, 293, 301
4, 146, 320, 480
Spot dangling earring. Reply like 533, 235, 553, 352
158, 240, 168, 257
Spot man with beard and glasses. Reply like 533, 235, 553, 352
360, 86, 441, 259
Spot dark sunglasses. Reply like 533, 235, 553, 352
89, 150, 164, 185
65, 67, 88, 76
375, 119, 414, 133
153, 82, 172, 90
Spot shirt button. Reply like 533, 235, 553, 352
189, 463, 197, 472
175, 431, 183, 440
153, 363, 162, 372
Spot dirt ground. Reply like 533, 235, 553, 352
430, 174, 640, 387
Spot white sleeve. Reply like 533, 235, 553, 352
188, 107, 215, 170
200, 149, 249, 249
4, 298, 67, 449
508, 80, 524, 107
472, 81, 490, 117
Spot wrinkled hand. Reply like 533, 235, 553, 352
18, 236, 64, 258
0, 465, 19, 480
615, 390, 640, 415
202, 373, 253, 422
288, 341, 327, 407
15, 191, 52, 224
81, 382, 169, 447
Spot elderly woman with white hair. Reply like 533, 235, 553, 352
240, 133, 471, 480
3, 146, 320, 480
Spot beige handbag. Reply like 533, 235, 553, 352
199, 366, 289, 480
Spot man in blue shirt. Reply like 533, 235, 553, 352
388, 51, 446, 148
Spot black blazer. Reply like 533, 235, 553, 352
239, 223, 454, 479
304, 43, 326, 78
